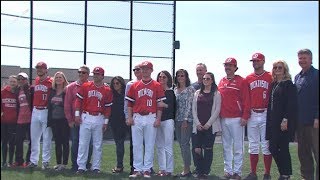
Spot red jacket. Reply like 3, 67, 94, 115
1, 86, 18, 124
218, 75, 250, 120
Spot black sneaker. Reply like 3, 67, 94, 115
244, 172, 257, 180
192, 169, 199, 177
76, 169, 86, 174
27, 162, 37, 168
263, 174, 271, 180
221, 173, 233, 180
92, 169, 101, 174
1, 162, 8, 168
150, 167, 155, 175
198, 174, 208, 179
176, 171, 192, 178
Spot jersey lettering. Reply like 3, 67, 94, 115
138, 88, 153, 98
34, 84, 48, 92
2, 98, 16, 103
88, 90, 102, 100
250, 80, 269, 90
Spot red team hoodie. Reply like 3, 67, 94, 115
218, 75, 250, 120
1, 85, 17, 124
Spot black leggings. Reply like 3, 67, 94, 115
1, 123, 16, 164
51, 119, 70, 165
15, 123, 31, 165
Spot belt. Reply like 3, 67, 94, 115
252, 109, 265, 113
34, 106, 47, 110
83, 111, 101, 116
138, 111, 151, 116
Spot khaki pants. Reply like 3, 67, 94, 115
297, 125, 319, 180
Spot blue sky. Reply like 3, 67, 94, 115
1, 1, 319, 82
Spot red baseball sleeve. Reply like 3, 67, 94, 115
103, 88, 113, 118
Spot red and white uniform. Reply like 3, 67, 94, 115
246, 72, 272, 110
218, 75, 250, 120
75, 81, 113, 171
125, 79, 165, 172
32, 76, 52, 109
75, 81, 113, 117
218, 75, 250, 176
1, 86, 17, 124
126, 80, 165, 114
30, 76, 53, 166
245, 71, 272, 155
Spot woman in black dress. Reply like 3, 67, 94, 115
266, 60, 298, 180
110, 76, 128, 173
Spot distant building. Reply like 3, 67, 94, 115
1, 65, 129, 88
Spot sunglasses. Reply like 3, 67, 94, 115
177, 75, 185, 77
113, 82, 120, 85
203, 78, 211, 81
133, 68, 141, 72
17, 78, 26, 81
78, 71, 88, 74
273, 66, 283, 70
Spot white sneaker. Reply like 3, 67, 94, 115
42, 162, 49, 170
129, 171, 142, 178
54, 164, 61, 170
54, 164, 66, 171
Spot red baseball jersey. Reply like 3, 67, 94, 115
33, 76, 53, 108
125, 80, 166, 114
245, 71, 272, 109
75, 81, 113, 117
218, 75, 250, 120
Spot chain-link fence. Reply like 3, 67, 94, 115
1, 1, 175, 139
1, 1, 176, 84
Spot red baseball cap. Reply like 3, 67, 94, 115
140, 61, 153, 70
224, 57, 237, 66
35, 61, 47, 69
250, 52, 265, 61
92, 66, 104, 75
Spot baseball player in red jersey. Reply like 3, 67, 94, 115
28, 62, 53, 169
218, 57, 250, 180
126, 61, 166, 178
64, 65, 93, 171
74, 67, 113, 174
1, 75, 18, 167
244, 53, 273, 180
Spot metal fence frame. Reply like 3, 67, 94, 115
1, 1, 177, 85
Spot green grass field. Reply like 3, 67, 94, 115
1, 141, 300, 180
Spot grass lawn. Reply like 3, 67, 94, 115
1, 140, 300, 179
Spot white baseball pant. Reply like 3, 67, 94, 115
155, 119, 174, 173
30, 108, 53, 165
77, 113, 104, 171
221, 117, 244, 175
131, 113, 157, 172
247, 110, 271, 155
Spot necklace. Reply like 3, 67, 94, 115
271, 81, 280, 110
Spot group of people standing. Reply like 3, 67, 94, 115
1, 48, 318, 180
